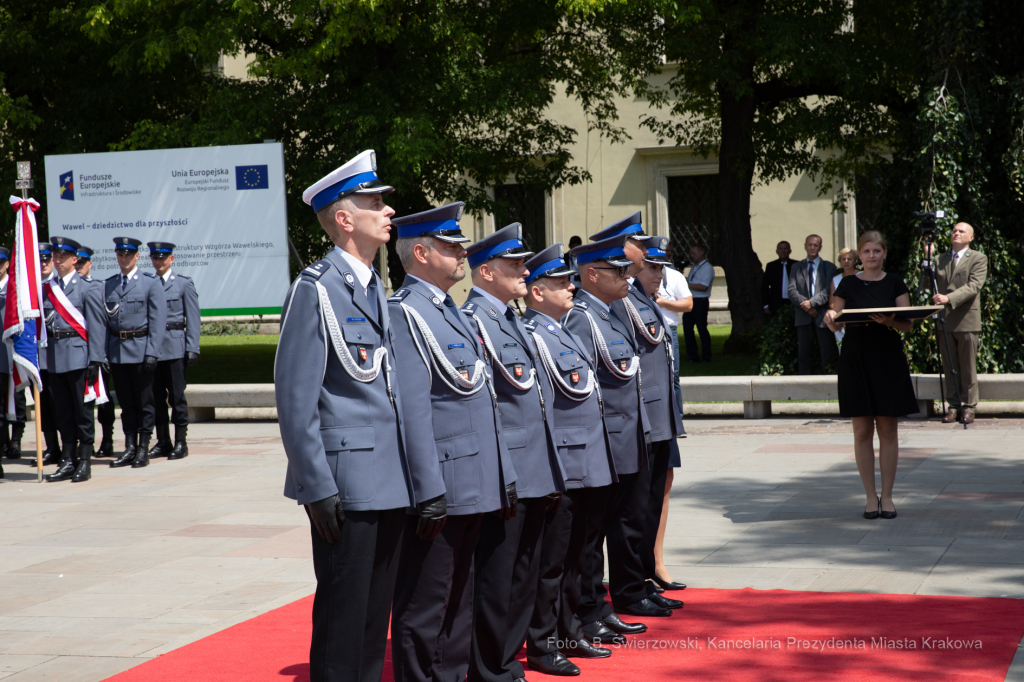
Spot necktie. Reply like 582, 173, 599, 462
58, 277, 65, 290
953, 252, 960, 269
122, 274, 128, 291
366, 273, 379, 323
807, 261, 815, 293
505, 307, 530, 348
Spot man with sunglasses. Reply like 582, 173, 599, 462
104, 237, 166, 469
564, 234, 661, 635
144, 242, 200, 461
41, 237, 106, 483
75, 246, 116, 458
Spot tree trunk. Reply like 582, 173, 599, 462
716, 76, 765, 353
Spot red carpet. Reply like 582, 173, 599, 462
104, 589, 1024, 682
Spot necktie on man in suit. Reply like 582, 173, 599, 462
807, 260, 815, 293
366, 273, 379, 322
122, 274, 128, 291
953, 252, 960, 269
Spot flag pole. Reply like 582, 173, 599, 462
15, 162, 43, 483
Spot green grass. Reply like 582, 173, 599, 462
677, 325, 758, 377
190, 335, 279, 384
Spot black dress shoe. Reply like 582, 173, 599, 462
864, 496, 881, 520
652, 575, 687, 591
615, 598, 671, 618
527, 652, 580, 676
649, 592, 684, 609
582, 621, 624, 644
651, 581, 665, 593
880, 501, 897, 519
560, 639, 612, 659
602, 613, 647, 634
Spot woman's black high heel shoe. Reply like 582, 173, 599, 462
880, 500, 897, 519
864, 497, 881, 520
653, 575, 687, 591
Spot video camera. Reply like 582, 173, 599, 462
912, 210, 945, 242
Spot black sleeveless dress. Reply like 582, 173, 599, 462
834, 273, 919, 418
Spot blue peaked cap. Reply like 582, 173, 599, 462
77, 246, 94, 260
113, 237, 142, 252
392, 202, 470, 243
38, 243, 52, 256
466, 222, 534, 269
524, 243, 575, 284
644, 236, 671, 264
50, 236, 81, 254
147, 241, 176, 254
589, 211, 651, 242
570, 234, 633, 267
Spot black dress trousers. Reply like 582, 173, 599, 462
96, 367, 115, 430
528, 488, 590, 656
502, 498, 548, 680
153, 358, 189, 427
579, 484, 616, 625
0, 376, 26, 424
392, 513, 482, 682
38, 370, 57, 432
641, 440, 671, 592
607, 468, 653, 610
110, 363, 155, 435
308, 507, 405, 682
49, 368, 94, 444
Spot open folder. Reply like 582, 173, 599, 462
833, 305, 944, 323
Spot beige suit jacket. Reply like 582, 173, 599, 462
935, 249, 987, 332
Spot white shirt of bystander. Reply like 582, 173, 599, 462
658, 266, 692, 327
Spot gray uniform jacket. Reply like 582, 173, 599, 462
388, 277, 517, 516
157, 272, 201, 361
522, 309, 616, 490
275, 250, 413, 510
562, 290, 650, 476
788, 259, 836, 328
612, 283, 682, 442
104, 270, 167, 364
0, 278, 10, 374
462, 292, 564, 499
42, 273, 106, 374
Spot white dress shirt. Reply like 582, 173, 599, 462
658, 266, 692, 326
335, 246, 373, 297
471, 286, 509, 314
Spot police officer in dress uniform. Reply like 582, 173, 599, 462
75, 246, 116, 458
105, 237, 166, 469
388, 202, 518, 682
460, 225, 566, 682
521, 244, 640, 676
41, 237, 105, 483
37, 242, 62, 466
563, 235, 665, 624
277, 150, 418, 682
604, 228, 686, 607
145, 242, 200, 461
0, 247, 28, 468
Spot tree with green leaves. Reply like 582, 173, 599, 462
638, 0, 917, 351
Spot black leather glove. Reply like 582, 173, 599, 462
306, 494, 345, 544
416, 494, 448, 541
545, 492, 562, 512
102, 359, 111, 374
85, 362, 100, 383
142, 355, 158, 373
186, 351, 199, 367
495, 482, 519, 520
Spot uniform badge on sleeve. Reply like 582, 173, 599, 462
571, 370, 580, 384
359, 346, 368, 362
514, 364, 523, 378
619, 359, 628, 371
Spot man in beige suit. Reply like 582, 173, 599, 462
930, 222, 988, 424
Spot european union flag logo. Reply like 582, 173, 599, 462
59, 171, 74, 201
235, 165, 269, 190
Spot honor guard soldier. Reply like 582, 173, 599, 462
1, 247, 28, 468
105, 237, 166, 469
461, 224, 566, 682
37, 242, 62, 466
600, 226, 686, 607
563, 235, 665, 624
145, 242, 200, 461
75, 246, 116, 457
388, 202, 519, 682
279, 150, 417, 682
522, 244, 639, 675
41, 237, 106, 482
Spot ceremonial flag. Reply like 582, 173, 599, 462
4, 196, 46, 418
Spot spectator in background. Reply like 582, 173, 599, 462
568, 235, 583, 290
761, 241, 793, 315
788, 234, 837, 374
683, 244, 713, 363
830, 247, 859, 350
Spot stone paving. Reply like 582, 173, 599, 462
2, 414, 1024, 681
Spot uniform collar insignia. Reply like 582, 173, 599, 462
431, 295, 442, 307
487, 307, 499, 319
343, 272, 355, 287
598, 310, 609, 320
545, 323, 557, 333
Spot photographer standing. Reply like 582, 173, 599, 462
929, 222, 988, 424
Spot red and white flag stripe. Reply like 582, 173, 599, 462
43, 281, 88, 340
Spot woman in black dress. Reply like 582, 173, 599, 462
825, 231, 919, 520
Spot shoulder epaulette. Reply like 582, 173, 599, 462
523, 319, 537, 331
388, 288, 411, 303
301, 259, 331, 280
105, 273, 120, 281
141, 271, 157, 278
574, 300, 589, 310
175, 273, 193, 281
462, 301, 478, 315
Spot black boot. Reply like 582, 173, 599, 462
0, 458, 4, 478
148, 424, 173, 458
0, 419, 9, 460
72, 442, 92, 482
110, 434, 138, 468
96, 421, 115, 458
132, 432, 151, 468
168, 424, 189, 460
8, 422, 24, 459
42, 430, 62, 466
45, 441, 78, 482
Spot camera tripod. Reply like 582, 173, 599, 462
919, 244, 968, 429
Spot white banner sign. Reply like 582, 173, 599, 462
44, 143, 290, 315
